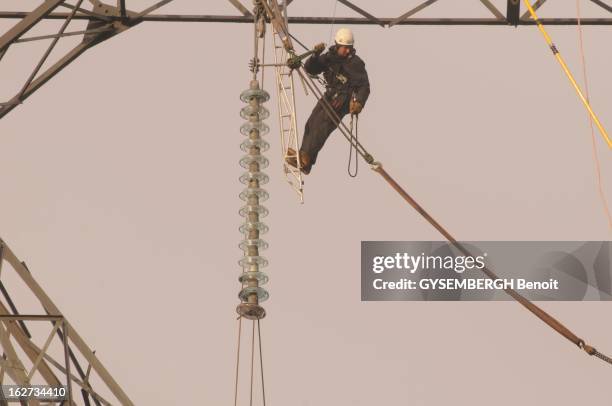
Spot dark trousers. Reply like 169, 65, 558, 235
300, 96, 349, 170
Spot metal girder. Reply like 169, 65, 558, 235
337, 0, 384, 26
39, 350, 111, 405
135, 0, 176, 19
3, 10, 612, 25
1, 37, 102, 119
0, 0, 64, 51
0, 1, 152, 120
227, 0, 252, 17
390, 0, 439, 27
60, 3, 113, 21
0, 238, 134, 405
0, 282, 33, 338
0, 323, 38, 406
479, 0, 505, 20
15, 27, 113, 44
590, 0, 612, 13
25, 321, 60, 381
57, 15, 612, 25
521, 0, 547, 19
17, 0, 86, 103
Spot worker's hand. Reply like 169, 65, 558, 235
349, 99, 363, 115
287, 55, 302, 70
313, 42, 326, 55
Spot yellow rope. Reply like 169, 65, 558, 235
523, 0, 611, 148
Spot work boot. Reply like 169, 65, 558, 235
285, 148, 311, 175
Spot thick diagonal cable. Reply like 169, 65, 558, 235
589, 348, 612, 364
373, 164, 611, 365
296, 61, 610, 366
524, 0, 611, 149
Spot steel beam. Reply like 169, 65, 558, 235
590, 0, 612, 13
2, 12, 612, 25
135, 0, 175, 19
15, 27, 113, 44
0, 0, 64, 50
18, 0, 85, 101
390, 0, 440, 27
1, 241, 134, 405
521, 0, 547, 20
0, 2, 140, 120
0, 323, 39, 406
0, 282, 33, 338
337, 0, 385, 26
0, 302, 61, 388
0, 39, 98, 119
227, 0, 252, 17
479, 0, 505, 20
59, 3, 113, 21
133, 15, 612, 25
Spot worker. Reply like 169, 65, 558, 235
286, 28, 370, 175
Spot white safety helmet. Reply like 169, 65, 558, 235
334, 28, 354, 47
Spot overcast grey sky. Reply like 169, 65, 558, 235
1, 1, 611, 405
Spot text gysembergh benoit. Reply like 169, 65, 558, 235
371, 252, 560, 291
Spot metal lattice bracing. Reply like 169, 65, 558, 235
3, 0, 612, 121
5, 0, 612, 25
0, 0, 172, 120
0, 238, 133, 405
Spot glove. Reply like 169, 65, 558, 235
349, 99, 363, 115
313, 42, 326, 55
287, 55, 302, 70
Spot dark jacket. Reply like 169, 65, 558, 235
304, 46, 370, 107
